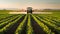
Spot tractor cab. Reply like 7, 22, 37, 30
27, 7, 32, 14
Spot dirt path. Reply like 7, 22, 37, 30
31, 16, 46, 34
4, 15, 25, 34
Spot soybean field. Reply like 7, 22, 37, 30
0, 14, 60, 34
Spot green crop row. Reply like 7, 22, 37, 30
0, 14, 17, 23
0, 15, 23, 34
38, 15, 60, 27
0, 15, 20, 29
27, 14, 33, 34
15, 15, 27, 34
32, 14, 54, 34
34, 14, 60, 34
0, 14, 60, 34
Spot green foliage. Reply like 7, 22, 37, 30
0, 14, 23, 34
32, 14, 55, 34
0, 14, 60, 34
27, 14, 33, 34
15, 15, 27, 34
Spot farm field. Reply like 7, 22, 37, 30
0, 0, 60, 34
0, 13, 60, 34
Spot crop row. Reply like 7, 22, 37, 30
0, 14, 60, 34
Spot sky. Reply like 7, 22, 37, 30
0, 0, 60, 10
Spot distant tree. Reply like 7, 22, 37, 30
3, 9, 6, 10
